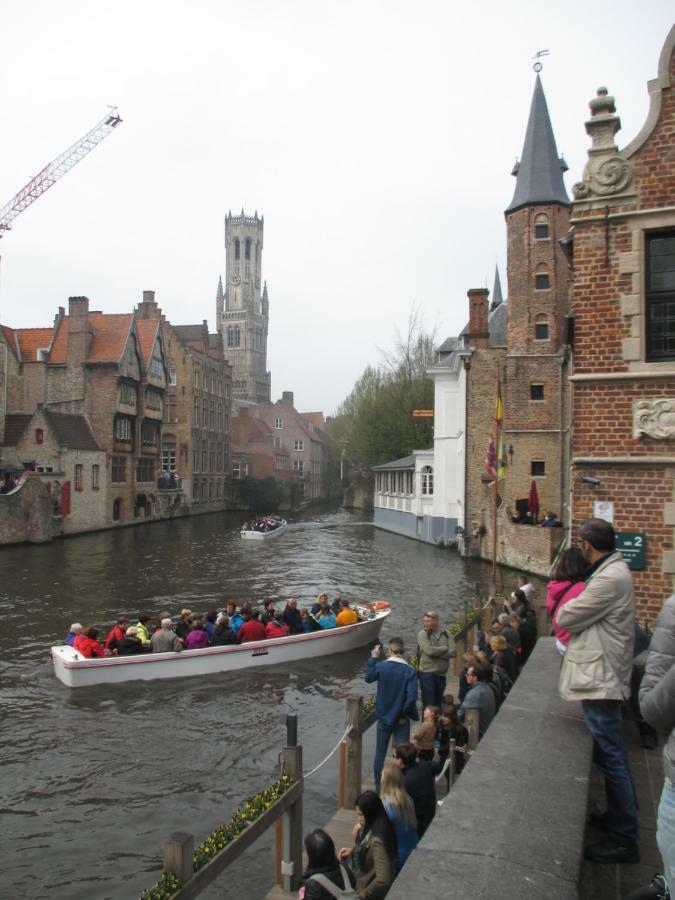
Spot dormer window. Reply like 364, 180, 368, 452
534, 214, 549, 240
535, 267, 550, 290
274, 417, 284, 430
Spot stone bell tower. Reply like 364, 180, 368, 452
217, 209, 271, 403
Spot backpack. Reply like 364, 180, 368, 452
489, 666, 513, 709
308, 865, 357, 899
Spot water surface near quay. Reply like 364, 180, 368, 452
0, 507, 521, 899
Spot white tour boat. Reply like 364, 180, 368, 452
241, 519, 288, 540
51, 604, 390, 688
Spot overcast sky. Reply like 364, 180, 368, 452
1, 2, 673, 414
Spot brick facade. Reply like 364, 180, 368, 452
569, 27, 675, 618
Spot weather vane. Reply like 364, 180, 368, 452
533, 49, 550, 73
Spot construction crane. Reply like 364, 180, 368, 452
0, 107, 122, 237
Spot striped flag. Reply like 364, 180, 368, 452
486, 434, 497, 481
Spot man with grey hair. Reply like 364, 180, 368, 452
150, 618, 183, 653
366, 636, 419, 793
417, 610, 453, 708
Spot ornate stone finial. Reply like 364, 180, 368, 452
573, 86, 633, 200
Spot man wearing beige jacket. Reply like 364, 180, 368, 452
557, 518, 639, 865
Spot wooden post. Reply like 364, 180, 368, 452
466, 708, 480, 752
345, 695, 363, 810
281, 745, 303, 893
164, 832, 194, 884
338, 740, 347, 808
274, 818, 282, 886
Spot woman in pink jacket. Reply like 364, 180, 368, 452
546, 547, 588, 654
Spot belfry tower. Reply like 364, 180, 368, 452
217, 209, 271, 403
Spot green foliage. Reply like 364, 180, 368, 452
330, 310, 437, 472
233, 476, 287, 512
140, 776, 294, 899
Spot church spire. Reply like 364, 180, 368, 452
490, 265, 504, 310
216, 275, 224, 302
506, 75, 569, 214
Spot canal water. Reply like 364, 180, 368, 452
0, 507, 525, 899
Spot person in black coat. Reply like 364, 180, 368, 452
301, 828, 355, 900
393, 742, 440, 838
282, 598, 304, 635
117, 626, 144, 655
510, 613, 537, 665
211, 617, 240, 646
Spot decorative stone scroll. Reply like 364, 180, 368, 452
573, 87, 633, 200
633, 399, 675, 440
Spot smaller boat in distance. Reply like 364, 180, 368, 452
241, 515, 288, 541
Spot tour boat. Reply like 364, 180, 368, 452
240, 519, 288, 540
51, 605, 390, 688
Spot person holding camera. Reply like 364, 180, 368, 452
365, 637, 419, 793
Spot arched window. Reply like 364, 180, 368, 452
245, 237, 252, 260
534, 214, 549, 240
234, 238, 240, 260
421, 465, 434, 495
534, 316, 549, 340
535, 266, 550, 290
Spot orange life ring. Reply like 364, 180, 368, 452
370, 600, 391, 611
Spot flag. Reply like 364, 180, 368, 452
497, 434, 508, 479
495, 378, 503, 428
486, 435, 497, 481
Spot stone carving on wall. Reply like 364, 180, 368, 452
573, 87, 634, 201
633, 399, 675, 439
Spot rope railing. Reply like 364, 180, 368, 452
303, 724, 353, 779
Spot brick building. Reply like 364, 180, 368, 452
569, 26, 675, 618
231, 392, 330, 502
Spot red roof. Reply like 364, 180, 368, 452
15, 328, 54, 362
48, 313, 133, 364
136, 319, 160, 367
0, 325, 19, 358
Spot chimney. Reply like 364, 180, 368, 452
466, 288, 490, 348
67, 296, 92, 366
281, 391, 294, 407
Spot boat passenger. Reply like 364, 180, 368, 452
302, 609, 321, 632
184, 618, 210, 650
66, 623, 82, 646
151, 618, 183, 653
134, 612, 153, 648
211, 615, 240, 646
204, 610, 218, 641
225, 602, 245, 634
315, 603, 337, 630
336, 598, 359, 627
156, 611, 171, 634
283, 598, 304, 635
73, 627, 105, 658
261, 599, 277, 626
331, 592, 343, 615
238, 609, 267, 643
312, 592, 329, 615
266, 611, 290, 639
118, 626, 144, 655
105, 616, 129, 654
175, 609, 193, 641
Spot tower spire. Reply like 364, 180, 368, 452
506, 75, 569, 213
216, 275, 224, 302
491, 265, 504, 310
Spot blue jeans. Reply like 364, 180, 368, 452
581, 699, 638, 844
657, 776, 675, 894
419, 672, 446, 709
374, 718, 410, 793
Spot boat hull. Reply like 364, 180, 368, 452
51, 608, 389, 688
241, 521, 288, 540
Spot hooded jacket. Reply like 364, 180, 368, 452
557, 551, 635, 702
639, 594, 675, 783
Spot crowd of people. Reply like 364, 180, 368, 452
242, 515, 285, 533
64, 594, 364, 658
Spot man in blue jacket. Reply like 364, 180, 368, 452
366, 636, 419, 793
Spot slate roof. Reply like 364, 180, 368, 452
43, 410, 101, 451
48, 313, 134, 365
505, 75, 570, 214
3, 414, 31, 446
488, 302, 508, 346
371, 455, 416, 471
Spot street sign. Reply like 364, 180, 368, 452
412, 409, 434, 418
616, 532, 646, 571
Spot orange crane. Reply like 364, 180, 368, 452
0, 107, 122, 236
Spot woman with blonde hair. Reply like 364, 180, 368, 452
379, 763, 418, 872
489, 633, 518, 682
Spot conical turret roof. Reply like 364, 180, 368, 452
506, 75, 569, 214
491, 265, 504, 310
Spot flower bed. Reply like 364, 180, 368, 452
140, 775, 294, 899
